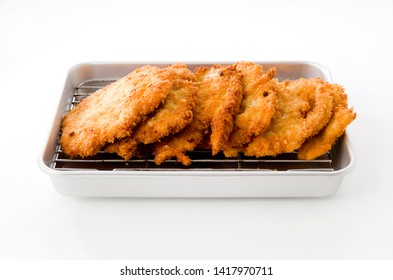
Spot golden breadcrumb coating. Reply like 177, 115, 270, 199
104, 64, 198, 160
60, 65, 172, 158
245, 78, 334, 157
153, 65, 243, 165
137, 65, 198, 144
60, 62, 357, 165
298, 83, 356, 160
223, 62, 278, 157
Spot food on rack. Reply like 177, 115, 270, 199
104, 64, 198, 160
59, 62, 356, 165
153, 65, 243, 165
60, 65, 174, 158
222, 62, 278, 157
297, 84, 356, 160
244, 78, 335, 157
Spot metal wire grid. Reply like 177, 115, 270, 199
52, 80, 334, 171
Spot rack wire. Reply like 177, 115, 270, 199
52, 80, 334, 171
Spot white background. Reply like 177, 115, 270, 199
0, 0, 392, 260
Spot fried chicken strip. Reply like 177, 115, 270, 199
245, 78, 334, 157
105, 64, 198, 160
60, 65, 172, 158
153, 65, 243, 165
298, 84, 356, 160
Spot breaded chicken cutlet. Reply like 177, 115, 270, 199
104, 64, 198, 160
59, 62, 356, 166
223, 62, 278, 157
60, 65, 173, 158
297, 83, 356, 160
244, 78, 334, 157
153, 65, 243, 165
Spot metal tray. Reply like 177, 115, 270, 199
39, 62, 355, 197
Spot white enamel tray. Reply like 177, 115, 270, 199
39, 62, 355, 197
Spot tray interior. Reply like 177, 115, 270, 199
43, 63, 352, 173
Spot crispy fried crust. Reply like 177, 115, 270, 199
153, 65, 243, 165
60, 66, 172, 158
60, 62, 356, 164
104, 64, 198, 160
153, 126, 205, 166
298, 84, 356, 160
136, 65, 197, 144
223, 62, 278, 157
198, 65, 244, 155
244, 78, 334, 157
104, 137, 139, 160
